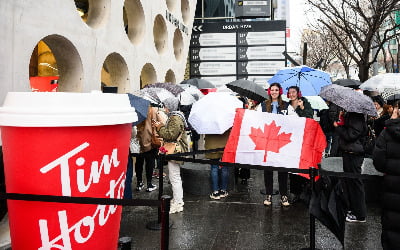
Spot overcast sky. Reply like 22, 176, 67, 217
287, 0, 307, 53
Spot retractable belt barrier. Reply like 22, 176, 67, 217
1, 148, 382, 250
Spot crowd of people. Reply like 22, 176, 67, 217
123, 81, 400, 249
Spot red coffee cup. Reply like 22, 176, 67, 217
0, 92, 137, 250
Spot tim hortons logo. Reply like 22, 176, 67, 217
38, 142, 125, 250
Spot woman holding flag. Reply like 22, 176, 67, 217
261, 83, 290, 206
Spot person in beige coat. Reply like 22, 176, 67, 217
135, 105, 160, 192
205, 130, 231, 200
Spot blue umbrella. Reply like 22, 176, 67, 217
268, 66, 331, 95
127, 93, 150, 125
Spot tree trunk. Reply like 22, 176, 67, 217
358, 63, 370, 82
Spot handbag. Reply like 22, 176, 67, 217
130, 138, 140, 153
162, 131, 184, 155
151, 127, 162, 148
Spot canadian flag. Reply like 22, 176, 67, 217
222, 109, 327, 179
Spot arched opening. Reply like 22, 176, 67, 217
153, 15, 168, 54
173, 29, 184, 61
140, 63, 157, 88
29, 35, 84, 92
74, 0, 110, 28
101, 53, 130, 93
165, 69, 176, 83
123, 0, 145, 45
181, 0, 190, 24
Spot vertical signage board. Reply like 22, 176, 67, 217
190, 20, 286, 88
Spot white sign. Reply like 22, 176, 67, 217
199, 33, 236, 46
238, 46, 285, 60
199, 47, 237, 60
238, 31, 285, 45
243, 1, 268, 5
198, 62, 236, 75
201, 76, 237, 88
239, 61, 286, 74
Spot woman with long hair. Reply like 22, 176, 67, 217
261, 83, 290, 206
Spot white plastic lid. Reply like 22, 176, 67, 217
0, 92, 138, 127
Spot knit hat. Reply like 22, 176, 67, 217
163, 97, 179, 111
372, 95, 384, 107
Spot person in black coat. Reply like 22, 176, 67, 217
373, 101, 400, 250
334, 111, 367, 222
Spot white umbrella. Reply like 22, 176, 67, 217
304, 96, 329, 110
359, 73, 400, 92
178, 91, 196, 105
180, 84, 205, 100
188, 92, 243, 134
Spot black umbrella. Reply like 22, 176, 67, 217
226, 79, 268, 103
385, 94, 400, 105
181, 78, 215, 89
333, 79, 361, 89
309, 175, 348, 246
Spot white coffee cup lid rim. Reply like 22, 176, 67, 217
0, 92, 138, 127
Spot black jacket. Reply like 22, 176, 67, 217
335, 112, 366, 154
373, 118, 400, 250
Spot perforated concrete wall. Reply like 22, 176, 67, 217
0, 0, 196, 103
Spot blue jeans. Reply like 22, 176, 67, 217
210, 164, 229, 192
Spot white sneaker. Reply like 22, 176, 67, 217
169, 202, 184, 214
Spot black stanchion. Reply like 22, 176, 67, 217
118, 236, 132, 250
146, 153, 173, 230
160, 195, 171, 250
301, 167, 320, 250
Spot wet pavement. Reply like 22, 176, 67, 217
119, 160, 383, 250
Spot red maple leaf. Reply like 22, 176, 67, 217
249, 121, 292, 162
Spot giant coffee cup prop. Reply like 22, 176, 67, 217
0, 92, 137, 250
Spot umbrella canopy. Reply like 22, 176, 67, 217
188, 92, 243, 134
319, 84, 378, 117
269, 66, 332, 96
381, 88, 400, 100
127, 93, 150, 125
180, 84, 205, 100
304, 96, 329, 110
178, 91, 196, 105
144, 82, 184, 96
181, 78, 215, 89
138, 87, 176, 104
333, 79, 361, 89
226, 79, 269, 103
310, 176, 348, 246
359, 73, 400, 92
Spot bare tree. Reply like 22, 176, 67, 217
303, 22, 354, 78
301, 29, 336, 70
306, 0, 400, 82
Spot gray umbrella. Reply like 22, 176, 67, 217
319, 84, 378, 117
144, 82, 184, 96
226, 79, 269, 103
181, 78, 215, 89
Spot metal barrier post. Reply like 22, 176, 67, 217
302, 166, 320, 250
146, 153, 164, 230
160, 195, 171, 250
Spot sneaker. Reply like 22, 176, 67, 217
263, 195, 272, 206
219, 190, 228, 198
146, 184, 157, 192
169, 202, 184, 214
210, 191, 221, 200
136, 182, 144, 191
281, 195, 290, 207
346, 213, 366, 223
